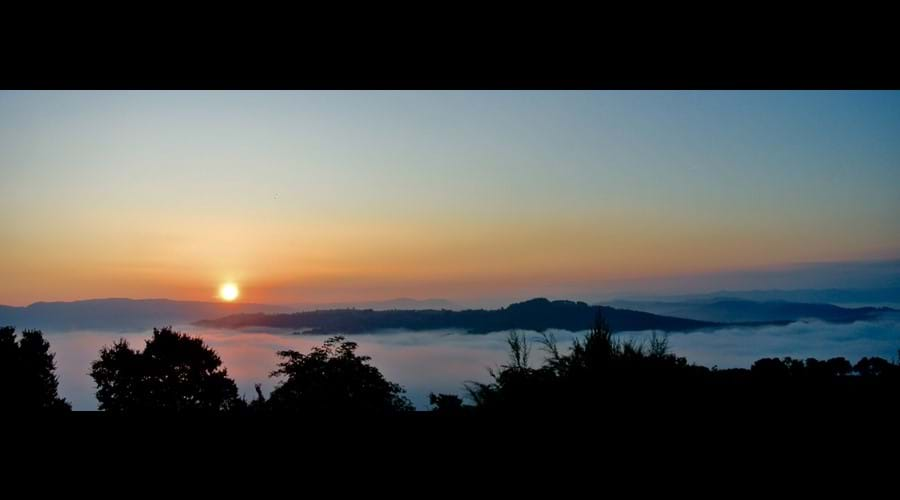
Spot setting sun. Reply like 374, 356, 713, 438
219, 283, 239, 302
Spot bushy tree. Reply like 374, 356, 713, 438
429, 393, 467, 414
0, 326, 71, 411
90, 326, 243, 412
751, 357, 792, 379
264, 336, 413, 413
466, 311, 703, 413
854, 356, 894, 378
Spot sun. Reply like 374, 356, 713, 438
219, 283, 239, 302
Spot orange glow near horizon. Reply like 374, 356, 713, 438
1, 91, 899, 306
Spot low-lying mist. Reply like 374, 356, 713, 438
45, 315, 900, 410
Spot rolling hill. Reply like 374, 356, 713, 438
607, 298, 895, 323
196, 298, 721, 334
0, 298, 290, 331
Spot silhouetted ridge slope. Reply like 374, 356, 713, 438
608, 298, 895, 323
196, 298, 719, 334
0, 298, 290, 331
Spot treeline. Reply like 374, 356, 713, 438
458, 315, 900, 415
2, 312, 899, 413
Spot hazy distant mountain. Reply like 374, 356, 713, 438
0, 298, 291, 331
196, 297, 720, 334
292, 298, 462, 311
616, 287, 900, 307
607, 298, 895, 323
7, 295, 892, 335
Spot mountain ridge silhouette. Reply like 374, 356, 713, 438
3, 296, 894, 333
196, 297, 727, 334
607, 298, 895, 323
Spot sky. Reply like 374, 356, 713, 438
1, 91, 899, 306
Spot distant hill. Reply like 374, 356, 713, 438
291, 298, 462, 311
196, 298, 721, 334
0, 298, 291, 331
7, 295, 891, 335
618, 287, 900, 307
607, 298, 895, 323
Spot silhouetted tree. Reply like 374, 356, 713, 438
805, 357, 852, 378
246, 383, 269, 413
90, 326, 243, 412
468, 305, 900, 415
854, 356, 893, 377
428, 393, 469, 414
466, 331, 551, 411
0, 326, 71, 411
751, 357, 791, 379
467, 309, 718, 413
826, 357, 852, 377
265, 336, 413, 413
754, 356, 861, 380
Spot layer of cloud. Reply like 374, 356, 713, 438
46, 317, 900, 410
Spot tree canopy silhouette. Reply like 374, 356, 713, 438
263, 336, 413, 413
0, 326, 71, 411
463, 309, 900, 414
90, 326, 243, 412
428, 392, 469, 414
464, 312, 701, 412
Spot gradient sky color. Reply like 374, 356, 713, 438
1, 91, 899, 306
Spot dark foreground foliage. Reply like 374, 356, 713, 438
258, 336, 413, 413
87, 329, 413, 414
0, 326, 71, 411
464, 311, 900, 415
5, 307, 900, 416
90, 326, 244, 413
